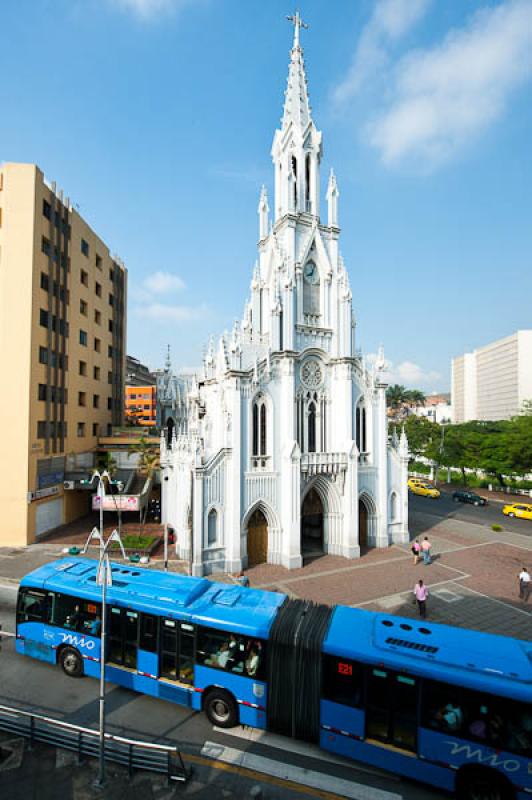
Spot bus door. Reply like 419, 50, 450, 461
366, 667, 418, 753
159, 619, 195, 687
107, 606, 139, 670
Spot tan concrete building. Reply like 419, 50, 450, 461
452, 331, 532, 422
0, 163, 127, 545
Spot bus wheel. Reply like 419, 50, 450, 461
59, 647, 84, 678
204, 689, 238, 728
456, 767, 515, 800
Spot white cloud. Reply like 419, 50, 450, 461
333, 0, 431, 103
109, 0, 192, 20
143, 270, 185, 294
135, 302, 207, 322
367, 353, 441, 389
368, 0, 532, 167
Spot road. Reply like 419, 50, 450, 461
409, 487, 532, 536
0, 586, 445, 800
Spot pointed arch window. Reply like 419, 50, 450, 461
356, 399, 367, 455
252, 394, 269, 467
305, 153, 311, 213
308, 401, 316, 453
291, 155, 298, 210
207, 509, 217, 545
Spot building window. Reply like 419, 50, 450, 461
108, 293, 114, 307
77, 422, 86, 437
42, 199, 51, 220
308, 401, 316, 453
37, 421, 48, 439
207, 509, 217, 545
94, 366, 100, 380
108, 371, 113, 384
80, 269, 88, 287
79, 330, 87, 346
95, 253, 102, 269
38, 384, 47, 401
39, 309, 49, 328
39, 347, 48, 365
78, 392, 86, 407
94, 309, 101, 325
92, 422, 99, 436
356, 399, 367, 453
109, 267, 114, 281
40, 272, 49, 292
303, 260, 320, 319
41, 236, 51, 256
81, 238, 89, 257
107, 397, 112, 410
94, 337, 101, 353
108, 319, 113, 333
95, 281, 102, 297
93, 394, 100, 409
108, 345, 113, 359
80, 299, 88, 316
79, 360, 87, 376
252, 395, 268, 460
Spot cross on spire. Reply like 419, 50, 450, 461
286, 10, 308, 50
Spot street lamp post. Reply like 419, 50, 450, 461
80, 470, 126, 788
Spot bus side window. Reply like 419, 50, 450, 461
140, 614, 158, 653
17, 589, 51, 624
322, 655, 363, 708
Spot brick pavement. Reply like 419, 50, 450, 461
1, 513, 530, 640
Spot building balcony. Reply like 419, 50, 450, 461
300, 452, 348, 475
250, 455, 271, 471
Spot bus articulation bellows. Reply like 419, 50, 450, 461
16, 558, 532, 800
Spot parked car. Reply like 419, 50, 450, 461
502, 502, 532, 520
408, 479, 440, 499
452, 490, 487, 507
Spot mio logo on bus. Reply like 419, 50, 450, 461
59, 633, 96, 651
445, 741, 525, 774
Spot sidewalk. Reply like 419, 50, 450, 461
1, 514, 530, 640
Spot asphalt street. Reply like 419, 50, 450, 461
409, 487, 532, 536
0, 586, 445, 800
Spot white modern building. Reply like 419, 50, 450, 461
161, 17, 409, 575
452, 330, 532, 422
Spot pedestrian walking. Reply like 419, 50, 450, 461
414, 579, 429, 618
421, 537, 432, 565
411, 539, 421, 565
518, 567, 530, 602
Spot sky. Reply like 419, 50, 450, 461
1, 0, 531, 392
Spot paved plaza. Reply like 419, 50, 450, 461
0, 509, 530, 641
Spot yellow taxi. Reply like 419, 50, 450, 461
407, 478, 440, 499
502, 502, 532, 520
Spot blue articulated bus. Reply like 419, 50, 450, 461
16, 559, 532, 800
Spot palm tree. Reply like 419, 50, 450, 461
132, 436, 160, 535
406, 389, 426, 408
386, 384, 408, 409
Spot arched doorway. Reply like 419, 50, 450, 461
358, 498, 369, 549
301, 488, 324, 554
247, 508, 268, 566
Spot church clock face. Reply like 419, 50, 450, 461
303, 261, 319, 284
300, 358, 323, 389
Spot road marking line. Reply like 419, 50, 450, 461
185, 752, 349, 800
200, 741, 403, 800
455, 583, 532, 618
212, 726, 394, 779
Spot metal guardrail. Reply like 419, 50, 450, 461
0, 637, 190, 784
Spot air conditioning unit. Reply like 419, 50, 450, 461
63, 481, 75, 490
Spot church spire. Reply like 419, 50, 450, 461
272, 14, 322, 221
282, 11, 311, 132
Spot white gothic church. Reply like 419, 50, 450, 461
161, 17, 409, 575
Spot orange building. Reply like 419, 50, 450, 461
125, 385, 156, 427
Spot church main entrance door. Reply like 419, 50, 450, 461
301, 488, 324, 554
247, 509, 268, 566
358, 498, 368, 549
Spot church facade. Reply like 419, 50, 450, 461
161, 18, 409, 575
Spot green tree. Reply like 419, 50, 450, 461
386, 384, 408, 409
96, 451, 117, 475
392, 415, 439, 461
132, 436, 160, 476
520, 398, 532, 416
406, 389, 426, 407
